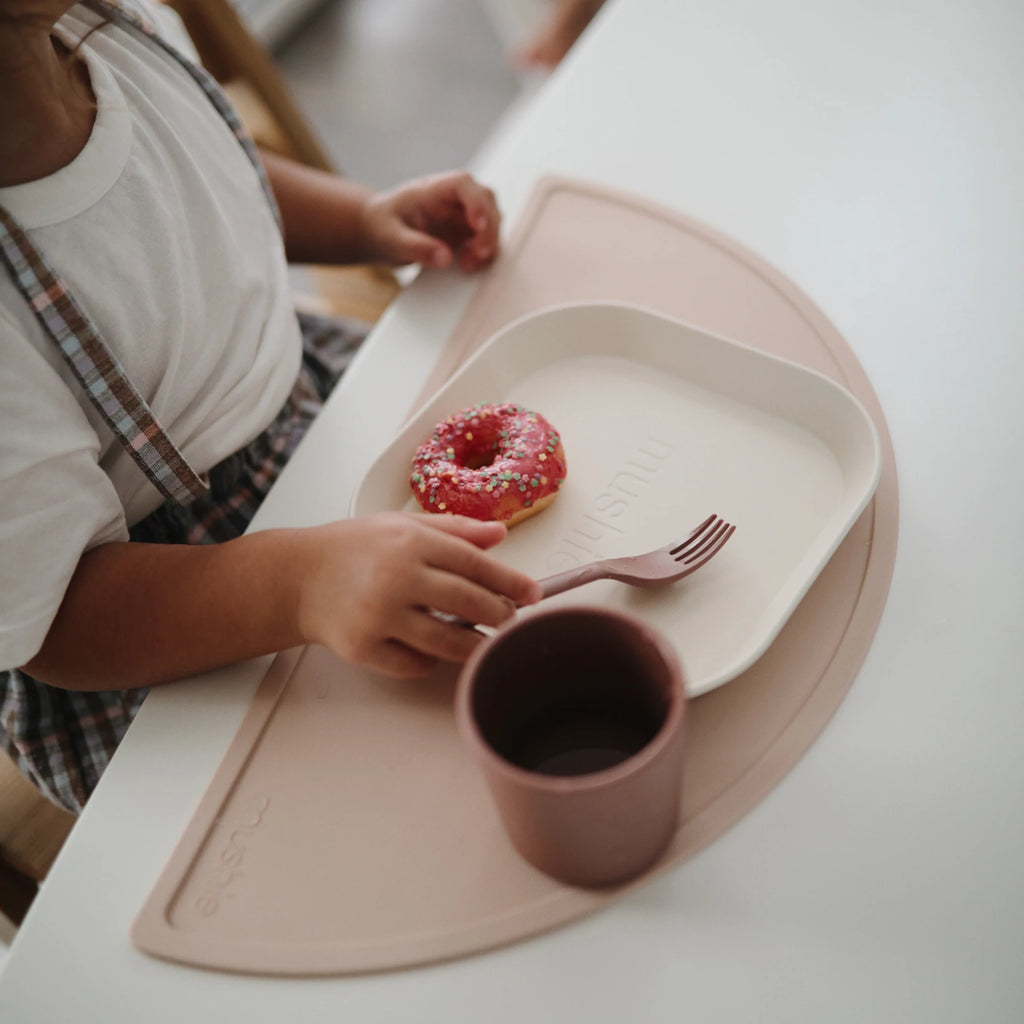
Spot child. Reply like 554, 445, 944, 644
0, 0, 541, 813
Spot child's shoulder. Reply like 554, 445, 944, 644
78, 0, 198, 55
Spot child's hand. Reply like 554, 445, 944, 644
360, 172, 501, 272
296, 511, 540, 678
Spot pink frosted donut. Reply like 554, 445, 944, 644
410, 402, 567, 526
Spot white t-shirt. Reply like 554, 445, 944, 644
0, 1, 302, 669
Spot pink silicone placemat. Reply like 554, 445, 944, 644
131, 176, 898, 975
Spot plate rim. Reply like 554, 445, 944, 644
350, 300, 883, 695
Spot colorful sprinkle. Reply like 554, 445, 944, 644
408, 401, 567, 524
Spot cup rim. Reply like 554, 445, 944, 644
455, 604, 686, 792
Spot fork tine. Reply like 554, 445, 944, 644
678, 522, 735, 570
668, 514, 718, 558
677, 519, 731, 563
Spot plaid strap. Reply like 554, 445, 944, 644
0, 206, 209, 505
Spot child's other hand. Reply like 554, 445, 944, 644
296, 511, 540, 678
361, 172, 501, 272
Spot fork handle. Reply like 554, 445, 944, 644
536, 563, 610, 599
433, 564, 609, 630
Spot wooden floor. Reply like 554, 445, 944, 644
275, 0, 524, 187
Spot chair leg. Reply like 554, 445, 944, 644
0, 857, 38, 928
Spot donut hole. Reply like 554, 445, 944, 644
457, 422, 504, 470
464, 450, 497, 470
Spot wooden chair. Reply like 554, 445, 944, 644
162, 0, 401, 323
0, 754, 76, 928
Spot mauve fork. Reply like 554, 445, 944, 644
536, 513, 736, 599
437, 514, 735, 629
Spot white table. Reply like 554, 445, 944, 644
3, 1, 1023, 1019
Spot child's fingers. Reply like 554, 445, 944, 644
419, 520, 542, 607
448, 181, 500, 266
369, 171, 500, 271
415, 174, 499, 268
393, 608, 489, 665
381, 221, 453, 269
440, 173, 498, 236
416, 513, 507, 549
421, 567, 519, 630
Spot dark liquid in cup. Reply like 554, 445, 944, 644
509, 713, 656, 777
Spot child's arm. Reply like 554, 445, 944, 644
259, 151, 500, 272
23, 513, 540, 691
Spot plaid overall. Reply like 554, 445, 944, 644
0, 1, 366, 812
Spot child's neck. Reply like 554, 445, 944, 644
0, 31, 97, 189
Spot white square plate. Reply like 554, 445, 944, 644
351, 302, 881, 695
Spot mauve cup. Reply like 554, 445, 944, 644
456, 605, 686, 888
